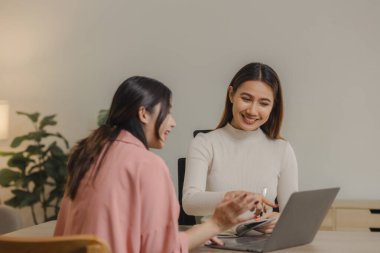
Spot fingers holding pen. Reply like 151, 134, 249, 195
227, 193, 274, 224
255, 212, 280, 234
262, 196, 277, 208
247, 193, 277, 219
212, 192, 256, 230
224, 191, 275, 215
213, 191, 278, 231
211, 191, 282, 238
224, 191, 247, 201
223, 192, 255, 214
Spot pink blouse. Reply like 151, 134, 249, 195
54, 130, 188, 253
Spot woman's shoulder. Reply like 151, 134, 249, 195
133, 147, 166, 168
266, 136, 296, 156
121, 147, 169, 182
272, 136, 292, 146
110, 135, 167, 170
193, 127, 227, 141
190, 128, 227, 151
270, 136, 290, 145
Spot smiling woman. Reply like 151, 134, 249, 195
182, 62, 298, 234
228, 80, 274, 132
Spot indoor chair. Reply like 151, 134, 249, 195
0, 206, 23, 234
0, 235, 111, 253
178, 129, 211, 225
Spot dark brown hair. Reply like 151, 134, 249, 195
217, 62, 284, 139
66, 76, 172, 199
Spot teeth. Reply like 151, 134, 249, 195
244, 115, 257, 120
242, 114, 258, 124
243, 115, 256, 120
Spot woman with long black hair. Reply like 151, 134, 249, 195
54, 76, 273, 253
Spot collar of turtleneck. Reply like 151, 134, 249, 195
224, 123, 265, 141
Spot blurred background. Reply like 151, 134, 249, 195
1, 0, 379, 226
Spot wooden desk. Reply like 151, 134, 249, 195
5, 221, 380, 252
321, 200, 380, 232
191, 231, 380, 252
5, 220, 56, 237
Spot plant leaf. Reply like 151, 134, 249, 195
4, 196, 22, 208
47, 142, 65, 157
0, 151, 17, 156
10, 131, 48, 147
25, 144, 45, 155
97, 109, 109, 126
0, 169, 21, 186
7, 153, 33, 172
23, 171, 47, 188
46, 187, 64, 204
39, 114, 57, 130
17, 112, 40, 123
10, 136, 26, 148
7, 189, 40, 208
44, 159, 60, 180
53, 132, 70, 149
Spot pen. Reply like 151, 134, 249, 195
262, 187, 268, 198
254, 187, 268, 219
261, 187, 268, 216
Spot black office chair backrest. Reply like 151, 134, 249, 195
177, 157, 196, 225
193, 129, 212, 138
178, 129, 212, 225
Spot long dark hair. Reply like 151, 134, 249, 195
66, 76, 172, 199
217, 62, 284, 139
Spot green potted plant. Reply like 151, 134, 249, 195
97, 109, 108, 126
0, 112, 69, 224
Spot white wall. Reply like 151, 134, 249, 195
1, 0, 379, 226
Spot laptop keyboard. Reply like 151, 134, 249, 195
208, 235, 269, 252
235, 236, 267, 243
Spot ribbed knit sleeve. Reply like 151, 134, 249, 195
277, 142, 298, 211
182, 124, 299, 217
182, 134, 225, 216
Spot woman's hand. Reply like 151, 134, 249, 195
224, 190, 247, 200
224, 191, 277, 219
211, 192, 255, 231
191, 224, 224, 246
186, 192, 277, 250
212, 191, 277, 232
255, 212, 280, 234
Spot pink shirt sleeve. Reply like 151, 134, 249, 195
54, 131, 188, 253
138, 156, 189, 252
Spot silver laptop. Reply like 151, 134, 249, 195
208, 187, 340, 252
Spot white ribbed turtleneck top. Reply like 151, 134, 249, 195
182, 123, 298, 216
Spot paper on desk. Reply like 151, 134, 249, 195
218, 210, 275, 237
